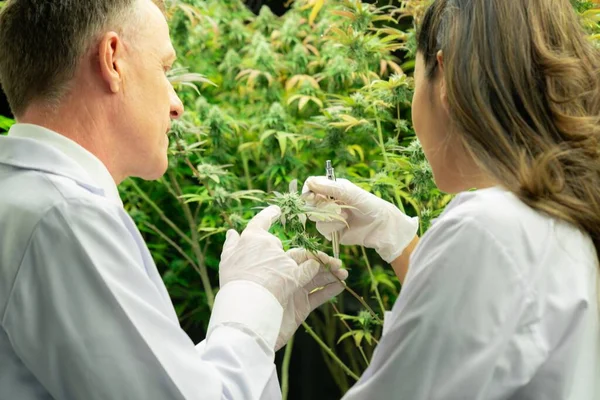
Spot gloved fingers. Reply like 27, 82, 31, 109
241, 205, 285, 249
304, 176, 356, 204
306, 200, 349, 222
286, 249, 342, 270
305, 268, 348, 292
245, 205, 281, 232
300, 189, 325, 206
315, 220, 347, 239
301, 179, 316, 199
308, 282, 346, 312
312, 251, 343, 271
248, 229, 285, 250
302, 191, 340, 212
330, 267, 348, 280
221, 229, 240, 255
294, 259, 321, 288
286, 248, 310, 264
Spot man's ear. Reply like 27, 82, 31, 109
98, 32, 123, 94
436, 50, 449, 113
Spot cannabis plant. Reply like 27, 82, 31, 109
120, 0, 599, 398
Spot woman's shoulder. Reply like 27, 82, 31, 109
429, 186, 596, 273
441, 186, 538, 226
438, 187, 566, 239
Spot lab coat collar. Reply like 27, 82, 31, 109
0, 123, 123, 206
430, 186, 508, 227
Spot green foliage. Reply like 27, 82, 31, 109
121, 0, 600, 396
0, 115, 14, 133
571, 0, 596, 13
124, 1, 431, 391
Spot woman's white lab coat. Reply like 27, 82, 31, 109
342, 187, 600, 399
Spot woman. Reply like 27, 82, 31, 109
304, 0, 600, 398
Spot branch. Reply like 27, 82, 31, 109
168, 170, 215, 310
361, 246, 386, 315
128, 179, 193, 247
281, 335, 294, 400
331, 303, 370, 367
143, 222, 203, 277
301, 321, 359, 381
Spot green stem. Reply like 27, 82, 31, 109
312, 252, 383, 324
310, 314, 350, 392
376, 113, 405, 215
129, 179, 193, 247
181, 157, 234, 229
361, 246, 386, 316
281, 334, 294, 400
342, 281, 383, 324
160, 176, 180, 200
241, 151, 253, 190
168, 171, 215, 310
393, 187, 406, 213
332, 303, 370, 367
143, 222, 203, 277
301, 321, 360, 381
375, 116, 389, 166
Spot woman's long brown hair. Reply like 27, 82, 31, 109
417, 0, 600, 267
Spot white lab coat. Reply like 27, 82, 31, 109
343, 187, 600, 399
0, 124, 283, 400
2, 123, 599, 400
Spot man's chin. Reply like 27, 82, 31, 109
134, 158, 169, 181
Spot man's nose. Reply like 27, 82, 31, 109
170, 91, 184, 120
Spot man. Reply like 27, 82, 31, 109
0, 0, 347, 398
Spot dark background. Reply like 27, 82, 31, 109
0, 84, 10, 119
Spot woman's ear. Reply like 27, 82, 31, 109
436, 50, 450, 113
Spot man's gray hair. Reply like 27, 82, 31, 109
0, 0, 165, 117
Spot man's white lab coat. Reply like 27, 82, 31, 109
0, 124, 282, 399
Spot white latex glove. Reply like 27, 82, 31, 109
276, 249, 348, 350
220, 205, 320, 307
302, 176, 419, 263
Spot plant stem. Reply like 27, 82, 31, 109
160, 176, 180, 200
312, 312, 353, 390
281, 335, 294, 400
312, 252, 383, 324
168, 171, 215, 310
143, 222, 203, 277
301, 321, 360, 381
182, 156, 235, 228
340, 280, 383, 324
376, 113, 407, 213
332, 303, 370, 367
241, 151, 253, 190
393, 187, 406, 213
361, 246, 386, 316
129, 179, 193, 247
375, 115, 389, 166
